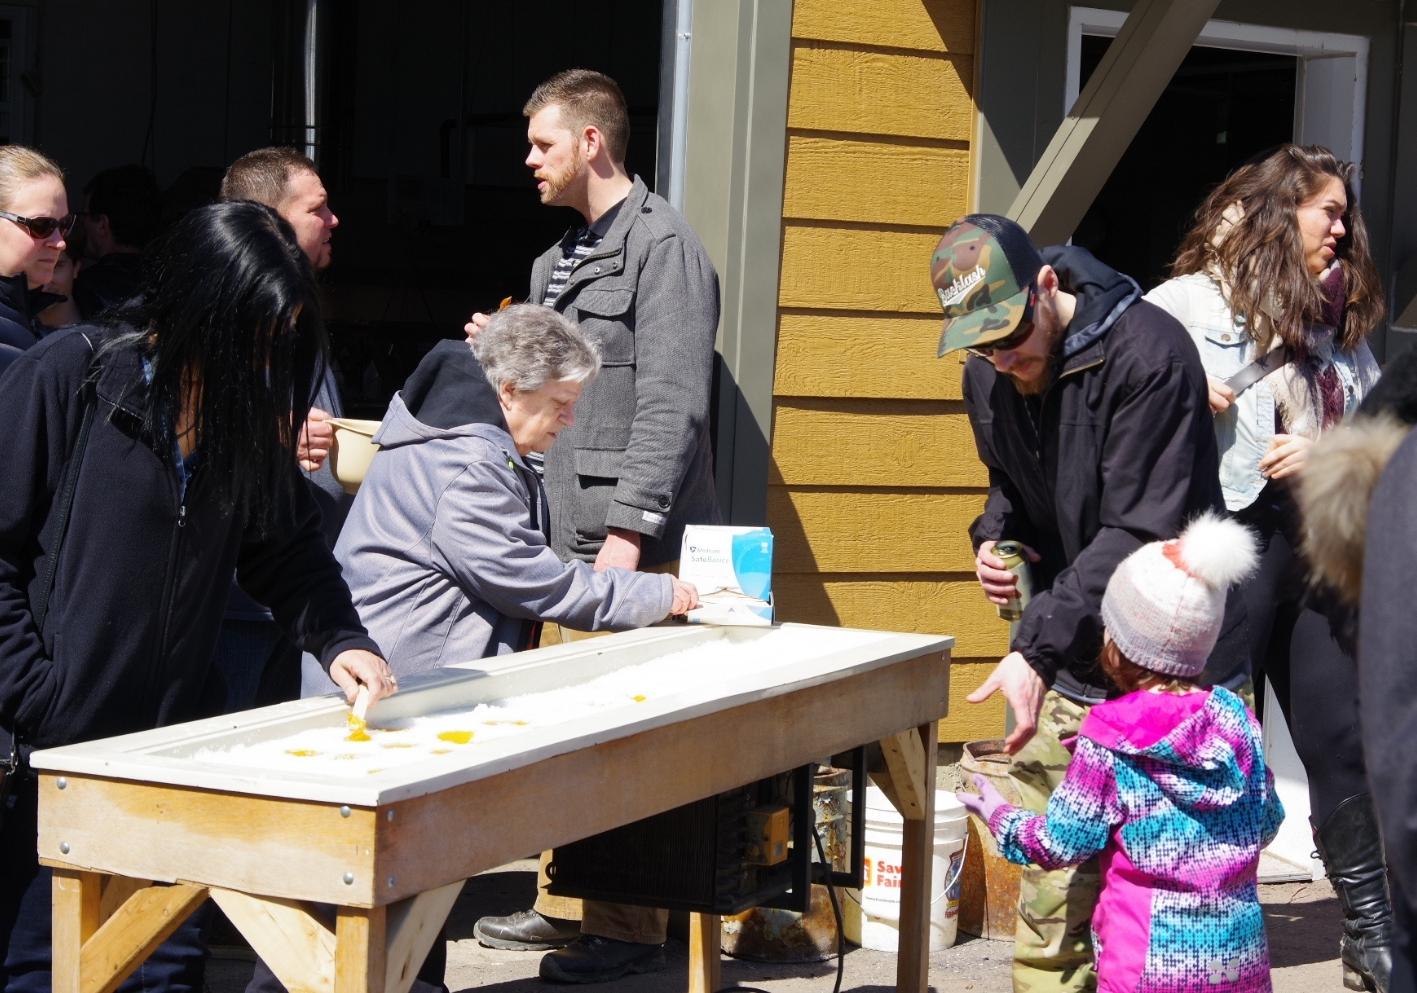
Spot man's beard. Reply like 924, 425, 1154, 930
539, 148, 585, 205
1003, 356, 1059, 396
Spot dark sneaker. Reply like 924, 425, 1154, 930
539, 935, 667, 984
473, 909, 580, 951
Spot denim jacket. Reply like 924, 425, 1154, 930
1146, 273, 1378, 511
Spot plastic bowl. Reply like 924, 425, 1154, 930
328, 418, 382, 494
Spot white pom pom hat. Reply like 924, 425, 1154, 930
1100, 513, 1259, 678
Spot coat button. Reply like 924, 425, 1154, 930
658, 496, 670, 508
641, 206, 652, 213
1221, 333, 1232, 342
593, 265, 601, 274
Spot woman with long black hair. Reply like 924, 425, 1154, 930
0, 200, 397, 993
1147, 144, 1390, 993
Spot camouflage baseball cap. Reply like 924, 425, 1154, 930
930, 214, 1043, 356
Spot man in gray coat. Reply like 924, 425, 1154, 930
467, 69, 722, 984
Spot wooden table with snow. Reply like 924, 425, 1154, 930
32, 622, 953, 993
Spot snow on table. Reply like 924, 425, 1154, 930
195, 625, 880, 777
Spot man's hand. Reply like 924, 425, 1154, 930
975, 540, 1041, 606
1259, 433, 1313, 480
298, 406, 333, 472
1207, 375, 1236, 414
966, 651, 1046, 754
327, 649, 399, 706
594, 528, 642, 572
668, 578, 698, 616
464, 312, 490, 343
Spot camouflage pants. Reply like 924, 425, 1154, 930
1008, 691, 1099, 993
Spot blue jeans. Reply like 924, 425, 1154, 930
0, 776, 209, 993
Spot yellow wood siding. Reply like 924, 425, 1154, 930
769, 489, 980, 574
773, 0, 1000, 742
773, 314, 967, 400
791, 0, 975, 56
779, 226, 943, 312
782, 136, 970, 228
769, 401, 985, 488
787, 44, 973, 142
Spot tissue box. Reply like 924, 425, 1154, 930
678, 525, 774, 627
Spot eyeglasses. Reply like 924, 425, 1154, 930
0, 209, 77, 239
966, 288, 1038, 358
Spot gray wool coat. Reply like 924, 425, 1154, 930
530, 176, 722, 567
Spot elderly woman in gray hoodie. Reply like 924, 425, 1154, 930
334, 304, 697, 679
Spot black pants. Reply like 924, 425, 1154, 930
0, 776, 209, 993
1235, 484, 1367, 827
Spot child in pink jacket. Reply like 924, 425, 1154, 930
959, 514, 1284, 993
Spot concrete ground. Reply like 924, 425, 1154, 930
206, 860, 1351, 993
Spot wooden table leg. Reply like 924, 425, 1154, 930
895, 721, 938, 993
336, 906, 389, 993
52, 869, 103, 993
688, 912, 721, 993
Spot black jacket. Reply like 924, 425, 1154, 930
963, 246, 1245, 698
0, 327, 379, 751
0, 272, 41, 377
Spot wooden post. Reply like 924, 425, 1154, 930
52, 870, 103, 993
1007, 0, 1219, 244
335, 907, 388, 993
894, 722, 939, 993
383, 882, 463, 993
208, 889, 336, 993
687, 913, 722, 993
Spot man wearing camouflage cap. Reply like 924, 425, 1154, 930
934, 214, 1248, 992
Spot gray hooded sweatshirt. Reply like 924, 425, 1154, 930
334, 341, 673, 677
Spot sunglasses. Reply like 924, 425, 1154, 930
0, 209, 77, 239
965, 288, 1039, 358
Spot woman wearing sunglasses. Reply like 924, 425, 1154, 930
0, 145, 73, 375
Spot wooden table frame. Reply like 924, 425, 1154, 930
39, 632, 950, 993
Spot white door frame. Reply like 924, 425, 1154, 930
1065, 8, 1368, 166
1064, 7, 1372, 882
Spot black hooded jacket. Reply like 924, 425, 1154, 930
0, 272, 44, 376
0, 327, 379, 752
962, 246, 1245, 698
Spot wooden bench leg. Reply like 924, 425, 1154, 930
688, 912, 721, 993
54, 873, 208, 993
895, 721, 938, 993
52, 870, 102, 993
336, 906, 388, 993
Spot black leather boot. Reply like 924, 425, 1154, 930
1314, 794, 1394, 992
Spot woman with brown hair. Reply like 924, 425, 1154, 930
1147, 144, 1390, 992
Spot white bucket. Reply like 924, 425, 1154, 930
843, 786, 967, 952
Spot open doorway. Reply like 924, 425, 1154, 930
1064, 9, 1369, 295
320, 1, 667, 417
1071, 43, 1296, 289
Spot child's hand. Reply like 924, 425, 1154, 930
956, 773, 1009, 824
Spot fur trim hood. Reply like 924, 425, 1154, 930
1298, 415, 1410, 604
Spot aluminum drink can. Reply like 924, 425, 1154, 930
994, 540, 1032, 622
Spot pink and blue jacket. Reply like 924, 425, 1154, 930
989, 686, 1284, 993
